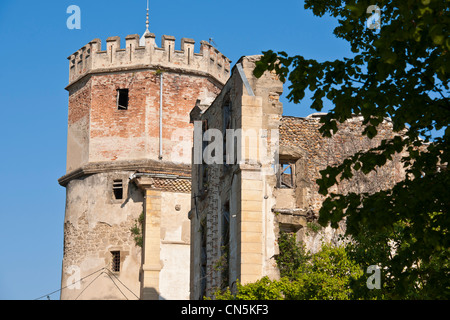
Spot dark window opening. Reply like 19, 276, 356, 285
200, 222, 207, 299
223, 103, 232, 166
111, 251, 120, 272
221, 202, 230, 289
117, 89, 129, 110
200, 120, 209, 193
113, 180, 123, 200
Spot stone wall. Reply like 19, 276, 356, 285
189, 55, 407, 300
189, 55, 283, 299
278, 115, 406, 253
61, 169, 193, 300
60, 171, 143, 300
67, 34, 231, 88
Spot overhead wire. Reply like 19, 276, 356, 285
105, 269, 140, 299
34, 266, 139, 300
34, 266, 107, 300
75, 270, 107, 300
103, 271, 128, 300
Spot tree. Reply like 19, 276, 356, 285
213, 235, 363, 300
254, 0, 449, 298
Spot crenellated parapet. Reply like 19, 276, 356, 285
67, 33, 231, 87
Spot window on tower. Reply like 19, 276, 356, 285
111, 251, 121, 272
117, 89, 129, 110
113, 179, 124, 200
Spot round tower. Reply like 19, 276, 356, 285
59, 30, 230, 299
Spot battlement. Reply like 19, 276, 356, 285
67, 33, 231, 87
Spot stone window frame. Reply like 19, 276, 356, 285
109, 174, 129, 204
111, 251, 121, 272
112, 179, 124, 200
108, 248, 130, 274
276, 160, 296, 189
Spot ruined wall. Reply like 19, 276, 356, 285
190, 55, 407, 300
61, 170, 192, 300
278, 115, 406, 253
190, 56, 283, 299
60, 171, 143, 300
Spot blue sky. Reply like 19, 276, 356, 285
0, 0, 352, 300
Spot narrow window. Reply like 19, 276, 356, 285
276, 161, 295, 188
200, 222, 207, 300
200, 120, 209, 193
221, 202, 230, 289
117, 89, 129, 110
113, 180, 123, 200
111, 251, 120, 272
223, 103, 232, 166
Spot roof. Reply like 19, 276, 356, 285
131, 170, 192, 193
151, 177, 191, 193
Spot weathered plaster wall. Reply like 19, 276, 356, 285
159, 191, 191, 300
60, 171, 143, 300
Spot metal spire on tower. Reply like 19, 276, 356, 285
140, 0, 151, 46
146, 0, 149, 32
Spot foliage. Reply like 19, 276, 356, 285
212, 277, 288, 300
275, 231, 310, 280
213, 233, 363, 300
348, 214, 450, 299
254, 0, 449, 299
306, 221, 323, 233
297, 243, 363, 300
130, 211, 144, 248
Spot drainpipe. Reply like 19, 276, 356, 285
159, 72, 163, 160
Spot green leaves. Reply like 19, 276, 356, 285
213, 241, 363, 300
275, 232, 310, 280
253, 0, 449, 299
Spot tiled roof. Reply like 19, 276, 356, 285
137, 169, 191, 178
132, 169, 192, 193
152, 177, 191, 193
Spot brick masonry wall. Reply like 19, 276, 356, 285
67, 77, 92, 172
66, 69, 222, 173
87, 70, 221, 165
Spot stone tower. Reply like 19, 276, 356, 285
58, 29, 230, 299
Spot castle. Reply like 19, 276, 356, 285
59, 19, 404, 300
